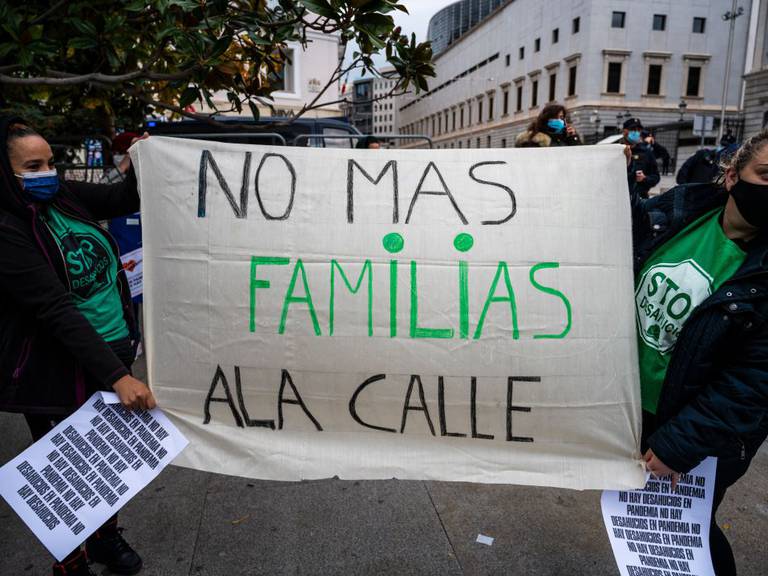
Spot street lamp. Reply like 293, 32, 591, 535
718, 1, 745, 141
590, 110, 602, 142
616, 111, 624, 133
678, 99, 688, 122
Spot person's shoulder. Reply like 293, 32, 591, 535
515, 131, 551, 147
647, 182, 724, 212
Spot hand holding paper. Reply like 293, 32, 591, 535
112, 375, 156, 411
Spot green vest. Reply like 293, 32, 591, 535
635, 208, 746, 413
43, 207, 130, 342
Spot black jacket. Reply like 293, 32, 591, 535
514, 129, 582, 148
650, 142, 670, 164
0, 116, 138, 414
675, 148, 719, 185
623, 140, 660, 198
632, 182, 768, 473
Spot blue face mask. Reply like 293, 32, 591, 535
627, 130, 642, 144
547, 119, 566, 133
15, 169, 60, 203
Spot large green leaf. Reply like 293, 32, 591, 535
299, 0, 336, 18
178, 86, 200, 107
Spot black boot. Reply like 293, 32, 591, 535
52, 549, 96, 576
85, 523, 143, 575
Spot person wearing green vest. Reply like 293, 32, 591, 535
0, 116, 156, 576
632, 129, 768, 576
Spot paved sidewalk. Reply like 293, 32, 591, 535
1, 360, 766, 575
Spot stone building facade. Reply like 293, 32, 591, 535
744, 0, 768, 136
398, 0, 752, 149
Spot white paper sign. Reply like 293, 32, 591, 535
132, 137, 645, 489
0, 392, 188, 560
602, 457, 717, 576
120, 247, 143, 298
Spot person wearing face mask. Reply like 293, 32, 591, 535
514, 103, 582, 148
632, 129, 768, 576
0, 116, 155, 576
620, 117, 659, 198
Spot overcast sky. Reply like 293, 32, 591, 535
341, 0, 456, 82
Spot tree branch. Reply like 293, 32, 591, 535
128, 88, 282, 131
29, 0, 68, 25
292, 55, 358, 122
304, 89, 409, 114
0, 66, 201, 86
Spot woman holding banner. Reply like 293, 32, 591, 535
634, 129, 768, 576
0, 116, 155, 576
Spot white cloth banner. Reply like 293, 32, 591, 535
132, 137, 645, 489
602, 457, 717, 576
0, 392, 188, 560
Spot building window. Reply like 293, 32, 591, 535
531, 80, 539, 107
548, 73, 557, 102
686, 66, 702, 96
653, 14, 666, 31
647, 64, 663, 95
452, 110, 456, 131
568, 65, 577, 96
501, 138, 507, 148
458, 141, 462, 148
477, 100, 483, 123
612, 11, 625, 29
488, 94, 494, 120
606, 62, 622, 93
503, 90, 509, 115
506, 54, 511, 66
487, 135, 491, 148
692, 17, 706, 34
271, 48, 296, 93
552, 28, 559, 44
516, 84, 523, 112
534, 38, 541, 52
572, 17, 580, 34
519, 46, 525, 60
467, 139, 471, 148
477, 138, 481, 148
468, 102, 472, 126
460, 106, 465, 128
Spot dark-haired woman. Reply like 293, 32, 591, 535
0, 116, 155, 576
635, 129, 768, 576
514, 103, 582, 148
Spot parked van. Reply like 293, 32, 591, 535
143, 116, 361, 147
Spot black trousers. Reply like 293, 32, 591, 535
708, 455, 750, 576
24, 338, 134, 563
25, 413, 121, 564
642, 411, 751, 576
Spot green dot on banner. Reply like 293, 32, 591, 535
453, 233, 474, 252
383, 233, 404, 254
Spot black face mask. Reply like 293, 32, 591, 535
730, 178, 768, 228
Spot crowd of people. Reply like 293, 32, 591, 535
513, 104, 750, 197
0, 107, 766, 576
